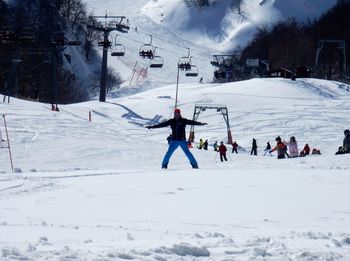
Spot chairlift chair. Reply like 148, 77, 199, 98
139, 44, 153, 59
98, 35, 112, 47
111, 35, 125, 56
178, 48, 193, 71
139, 34, 154, 59
214, 70, 226, 79
149, 47, 163, 67
178, 58, 191, 71
185, 64, 199, 77
149, 55, 164, 68
66, 39, 81, 46
51, 34, 65, 46
111, 44, 125, 56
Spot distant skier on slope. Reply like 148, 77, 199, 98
250, 138, 258, 156
336, 129, 350, 155
146, 108, 207, 169
218, 141, 228, 162
286, 136, 299, 158
270, 136, 288, 159
231, 141, 238, 154
263, 141, 271, 156
343, 129, 350, 153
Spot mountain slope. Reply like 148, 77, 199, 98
1, 77, 350, 260
82, 0, 338, 90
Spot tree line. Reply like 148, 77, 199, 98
0, 0, 122, 104
239, 1, 350, 81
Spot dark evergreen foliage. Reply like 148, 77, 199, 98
0, 0, 122, 104
240, 2, 350, 81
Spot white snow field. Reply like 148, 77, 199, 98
1, 0, 348, 260
1, 78, 350, 260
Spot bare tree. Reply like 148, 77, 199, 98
231, 0, 244, 15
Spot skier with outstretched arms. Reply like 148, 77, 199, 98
146, 108, 207, 169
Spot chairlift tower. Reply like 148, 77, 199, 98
211, 54, 238, 82
315, 39, 346, 78
88, 15, 130, 102
188, 104, 233, 145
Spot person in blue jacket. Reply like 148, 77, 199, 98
146, 108, 207, 169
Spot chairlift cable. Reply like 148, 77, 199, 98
116, 34, 213, 63
118, 27, 221, 58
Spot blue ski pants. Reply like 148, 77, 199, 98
162, 140, 198, 168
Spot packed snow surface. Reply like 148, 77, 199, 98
0, 1, 347, 260
1, 78, 350, 260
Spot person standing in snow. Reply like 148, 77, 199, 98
146, 108, 207, 169
250, 138, 257, 156
270, 136, 288, 159
203, 139, 208, 150
213, 141, 218, 151
302, 143, 310, 156
231, 141, 238, 154
286, 136, 299, 158
263, 141, 271, 156
343, 129, 350, 153
198, 138, 204, 149
218, 141, 227, 162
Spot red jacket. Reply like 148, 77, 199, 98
219, 144, 227, 154
271, 141, 287, 157
303, 144, 310, 154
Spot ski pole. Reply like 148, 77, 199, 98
214, 151, 219, 163
3, 115, 14, 171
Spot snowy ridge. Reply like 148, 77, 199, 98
78, 0, 338, 90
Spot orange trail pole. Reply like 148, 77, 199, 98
3, 114, 14, 171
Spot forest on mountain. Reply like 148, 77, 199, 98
0, 0, 122, 104
1, 0, 349, 104
239, 1, 350, 82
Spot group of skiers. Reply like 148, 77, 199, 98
198, 138, 208, 150
258, 136, 320, 159
146, 108, 350, 169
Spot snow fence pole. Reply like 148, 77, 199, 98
3, 114, 14, 171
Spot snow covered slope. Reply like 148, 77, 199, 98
1, 78, 350, 260
82, 0, 337, 90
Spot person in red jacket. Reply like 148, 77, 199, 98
302, 143, 310, 156
218, 141, 227, 162
270, 136, 288, 159
231, 141, 238, 154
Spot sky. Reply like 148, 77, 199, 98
1, 0, 349, 260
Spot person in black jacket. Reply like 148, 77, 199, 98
250, 138, 257, 156
146, 108, 207, 169
343, 129, 350, 153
